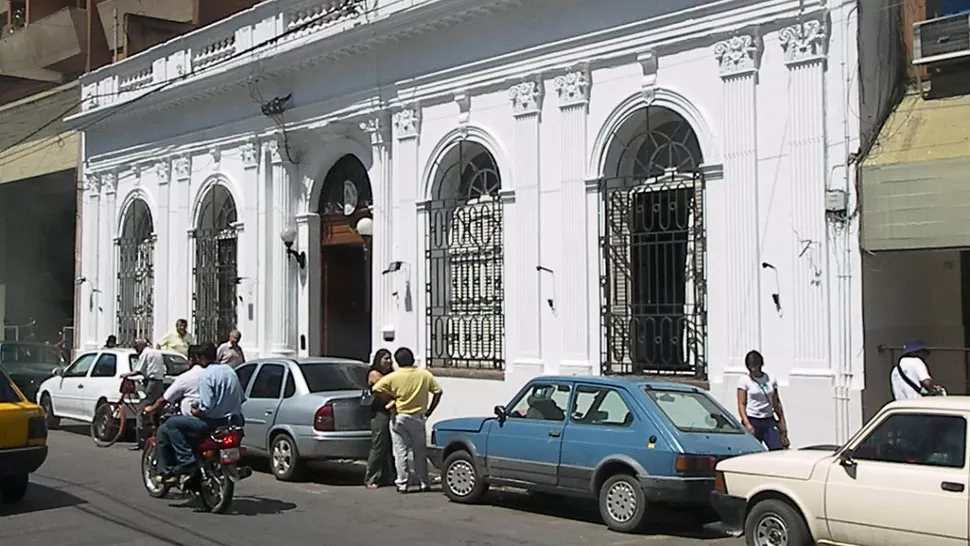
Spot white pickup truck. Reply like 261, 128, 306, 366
711, 397, 969, 546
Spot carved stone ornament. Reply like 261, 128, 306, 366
392, 108, 420, 139
155, 159, 171, 184
209, 147, 221, 165
174, 155, 190, 180
509, 80, 543, 116
266, 139, 283, 164
103, 170, 119, 194
241, 138, 259, 168
553, 70, 590, 107
713, 34, 761, 77
359, 114, 390, 146
83, 172, 102, 194
779, 19, 828, 65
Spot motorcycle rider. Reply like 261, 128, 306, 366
144, 345, 207, 478
154, 342, 246, 484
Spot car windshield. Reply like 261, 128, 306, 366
644, 388, 743, 434
300, 363, 368, 392
127, 354, 191, 376
0, 343, 63, 373
0, 373, 22, 403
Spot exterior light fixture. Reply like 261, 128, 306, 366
279, 226, 306, 269
355, 217, 373, 238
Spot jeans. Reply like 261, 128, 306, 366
137, 380, 165, 447
156, 415, 210, 476
749, 416, 783, 450
364, 411, 394, 486
390, 413, 428, 489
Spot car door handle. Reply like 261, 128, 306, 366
264, 410, 274, 415
942, 482, 965, 492
77, 385, 83, 389
548, 430, 561, 437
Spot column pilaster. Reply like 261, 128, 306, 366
268, 139, 296, 355
361, 114, 392, 355
393, 107, 421, 360
82, 171, 102, 348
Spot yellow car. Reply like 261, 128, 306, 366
0, 368, 48, 503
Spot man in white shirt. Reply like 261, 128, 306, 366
891, 340, 942, 400
122, 339, 168, 450
144, 344, 207, 417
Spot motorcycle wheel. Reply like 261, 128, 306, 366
197, 460, 234, 514
141, 440, 171, 498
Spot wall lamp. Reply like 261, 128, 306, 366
279, 227, 306, 269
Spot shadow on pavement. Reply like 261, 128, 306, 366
484, 490, 730, 539
0, 483, 87, 516
244, 456, 366, 486
230, 496, 298, 516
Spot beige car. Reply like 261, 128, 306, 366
710, 397, 970, 546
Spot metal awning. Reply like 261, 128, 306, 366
861, 92, 970, 251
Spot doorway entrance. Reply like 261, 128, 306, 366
317, 154, 373, 361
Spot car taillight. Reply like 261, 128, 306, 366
714, 471, 727, 493
675, 454, 717, 474
314, 403, 335, 432
27, 416, 47, 440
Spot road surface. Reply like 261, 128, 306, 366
2, 423, 744, 546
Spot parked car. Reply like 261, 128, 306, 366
0, 368, 48, 503
232, 358, 373, 481
711, 397, 970, 546
36, 348, 189, 428
0, 341, 66, 403
428, 376, 766, 532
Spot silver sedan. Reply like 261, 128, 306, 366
233, 357, 373, 481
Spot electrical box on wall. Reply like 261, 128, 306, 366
825, 189, 848, 214
381, 325, 395, 342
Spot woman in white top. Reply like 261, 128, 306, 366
736, 350, 789, 450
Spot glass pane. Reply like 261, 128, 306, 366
300, 363, 367, 392
0, 373, 22, 403
508, 384, 570, 421
645, 388, 742, 434
855, 414, 967, 468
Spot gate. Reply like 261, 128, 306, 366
117, 234, 154, 346
599, 170, 707, 377
193, 187, 238, 344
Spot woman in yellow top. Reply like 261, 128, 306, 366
157, 319, 194, 357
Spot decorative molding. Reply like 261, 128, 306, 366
454, 91, 471, 137
392, 108, 420, 140
102, 170, 119, 194
779, 19, 828, 65
155, 159, 171, 185
266, 139, 283, 164
553, 66, 590, 108
83, 172, 102, 194
636, 50, 658, 103
173, 155, 190, 181
230, 220, 245, 233
508, 80, 543, 116
359, 113, 391, 147
241, 138, 259, 168
713, 34, 762, 77
295, 212, 319, 226
209, 146, 222, 166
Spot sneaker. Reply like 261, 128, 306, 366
397, 486, 409, 494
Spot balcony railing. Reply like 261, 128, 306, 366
80, 0, 421, 113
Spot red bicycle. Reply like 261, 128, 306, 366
91, 378, 140, 447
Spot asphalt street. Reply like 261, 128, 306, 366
2, 423, 744, 546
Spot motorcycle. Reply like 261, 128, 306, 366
140, 405, 253, 513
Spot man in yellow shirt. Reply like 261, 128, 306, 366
372, 347, 443, 493
157, 319, 194, 357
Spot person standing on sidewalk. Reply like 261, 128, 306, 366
216, 330, 246, 367
372, 347, 443, 493
364, 349, 395, 489
121, 339, 167, 450
736, 350, 789, 451
157, 319, 194, 358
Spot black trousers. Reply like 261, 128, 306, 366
137, 379, 165, 446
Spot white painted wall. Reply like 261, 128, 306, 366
75, 0, 884, 447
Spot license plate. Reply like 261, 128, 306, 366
220, 448, 240, 463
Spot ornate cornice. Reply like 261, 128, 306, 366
173, 155, 191, 181
241, 138, 259, 168
713, 34, 762, 77
155, 158, 171, 185
393, 108, 420, 140
779, 19, 828, 66
509, 80, 543, 117
83, 172, 101, 195
553, 68, 589, 108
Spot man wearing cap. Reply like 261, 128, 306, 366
891, 340, 942, 400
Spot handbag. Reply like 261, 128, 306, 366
360, 387, 375, 407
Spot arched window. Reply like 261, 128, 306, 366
598, 107, 707, 377
193, 185, 238, 344
117, 199, 154, 346
426, 141, 505, 370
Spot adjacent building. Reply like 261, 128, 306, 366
73, 0, 904, 445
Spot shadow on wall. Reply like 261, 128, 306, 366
862, 249, 967, 421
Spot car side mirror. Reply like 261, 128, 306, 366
494, 405, 507, 422
839, 452, 856, 468
52, 367, 62, 376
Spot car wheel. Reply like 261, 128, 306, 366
442, 450, 488, 504
40, 394, 60, 430
598, 474, 647, 533
744, 499, 812, 546
270, 433, 304, 482
0, 474, 29, 504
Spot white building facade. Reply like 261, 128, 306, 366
72, 0, 871, 446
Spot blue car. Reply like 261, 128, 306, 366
428, 376, 765, 533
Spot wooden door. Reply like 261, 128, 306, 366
320, 244, 370, 361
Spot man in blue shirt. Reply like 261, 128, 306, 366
154, 342, 246, 482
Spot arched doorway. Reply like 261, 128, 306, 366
425, 140, 505, 371
318, 154, 373, 361
598, 106, 706, 377
194, 185, 238, 344
117, 199, 154, 346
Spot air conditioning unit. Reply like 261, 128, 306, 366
913, 12, 970, 65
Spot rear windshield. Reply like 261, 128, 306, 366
0, 343, 63, 371
645, 388, 743, 434
0, 373, 22, 403
300, 363, 368, 392
128, 354, 191, 376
